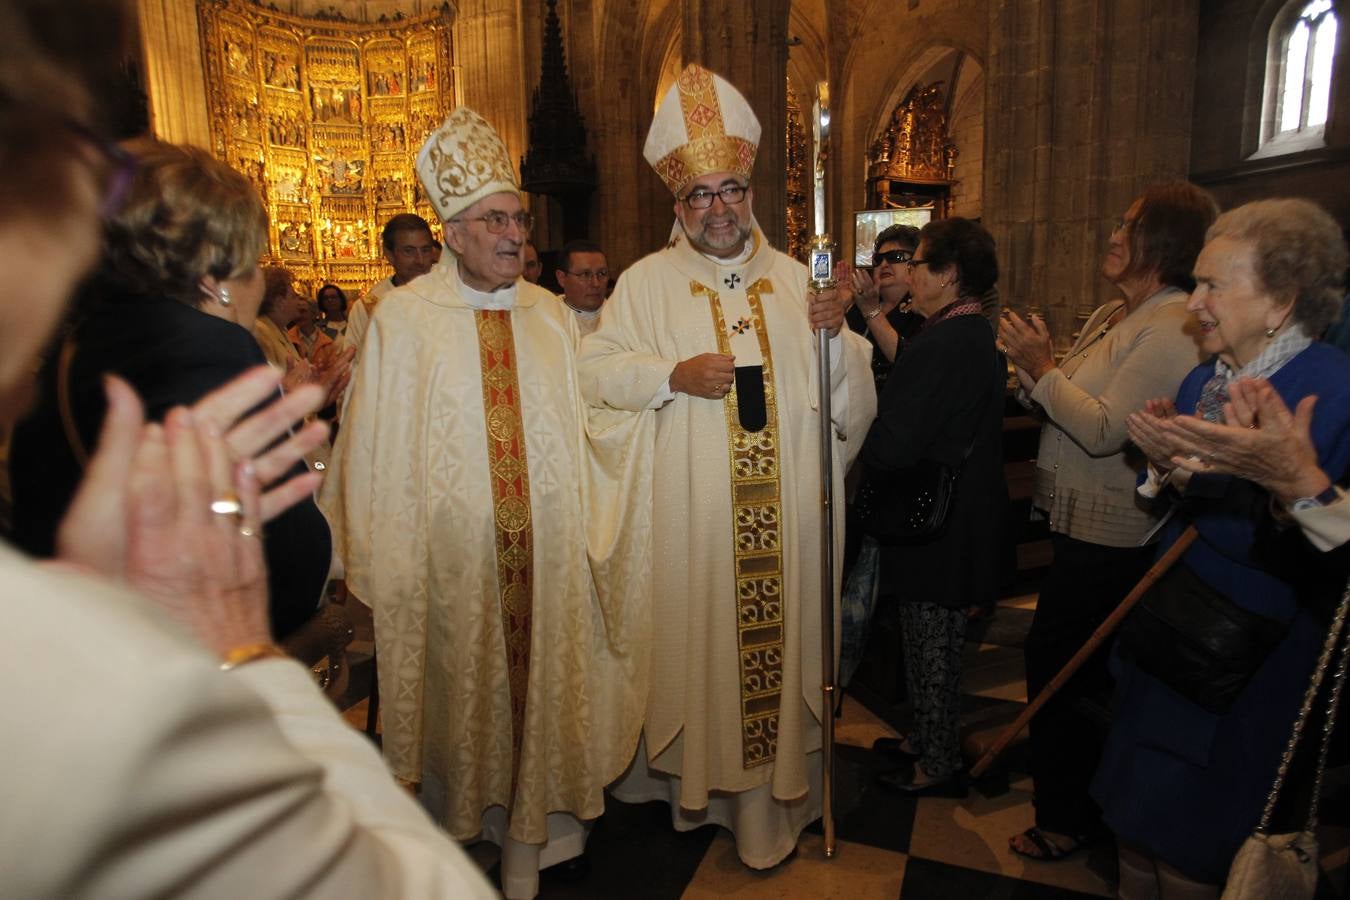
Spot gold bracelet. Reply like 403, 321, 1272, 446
864, 307, 883, 320
219, 642, 287, 671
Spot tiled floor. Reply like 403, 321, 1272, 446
336, 592, 1349, 899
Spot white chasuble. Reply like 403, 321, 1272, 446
576, 228, 876, 851
320, 260, 644, 846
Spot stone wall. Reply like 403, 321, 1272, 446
982, 0, 1199, 347
948, 61, 985, 219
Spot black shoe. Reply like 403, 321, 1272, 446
871, 736, 919, 760
876, 766, 968, 798
542, 854, 590, 882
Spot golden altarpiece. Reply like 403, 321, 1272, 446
198, 0, 458, 296
784, 82, 809, 262
866, 82, 958, 215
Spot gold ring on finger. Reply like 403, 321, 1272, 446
210, 492, 243, 517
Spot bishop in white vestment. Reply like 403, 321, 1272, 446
576, 64, 876, 868
320, 108, 642, 900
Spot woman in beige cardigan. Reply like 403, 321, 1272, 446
998, 182, 1218, 861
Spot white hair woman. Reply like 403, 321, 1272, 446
1106, 198, 1350, 897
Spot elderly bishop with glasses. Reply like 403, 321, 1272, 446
577, 64, 876, 868
321, 108, 644, 900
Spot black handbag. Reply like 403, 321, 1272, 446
1118, 562, 1287, 714
855, 458, 959, 544
854, 347, 1001, 545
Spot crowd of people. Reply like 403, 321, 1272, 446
2, 1, 1348, 899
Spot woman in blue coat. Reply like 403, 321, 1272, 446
1102, 198, 1350, 898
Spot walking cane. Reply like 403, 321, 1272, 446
808, 81, 839, 858
968, 525, 1199, 779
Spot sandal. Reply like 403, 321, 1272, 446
871, 735, 919, 759
1008, 827, 1092, 862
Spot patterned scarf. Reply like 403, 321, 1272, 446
1196, 325, 1312, 422
919, 297, 984, 332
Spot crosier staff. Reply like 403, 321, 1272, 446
809, 80, 839, 860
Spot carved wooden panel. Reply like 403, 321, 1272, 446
198, 0, 455, 293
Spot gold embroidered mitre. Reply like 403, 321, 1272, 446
415, 106, 519, 222
644, 63, 761, 196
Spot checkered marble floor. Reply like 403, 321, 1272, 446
338, 591, 1350, 899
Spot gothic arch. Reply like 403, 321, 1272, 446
787, 2, 827, 94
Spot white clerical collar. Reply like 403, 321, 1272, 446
458, 275, 517, 310
562, 298, 601, 320
698, 237, 754, 267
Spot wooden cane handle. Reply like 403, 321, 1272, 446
969, 526, 1199, 779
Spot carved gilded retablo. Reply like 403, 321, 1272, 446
198, 0, 456, 298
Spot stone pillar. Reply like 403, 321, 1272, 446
137, 0, 211, 148
982, 0, 1199, 349
681, 0, 790, 249
453, 0, 529, 179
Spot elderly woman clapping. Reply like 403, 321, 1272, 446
10, 140, 344, 640
1101, 199, 1350, 897
999, 183, 1217, 862
1151, 377, 1346, 552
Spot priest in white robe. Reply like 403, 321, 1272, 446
576, 63, 877, 869
320, 107, 643, 900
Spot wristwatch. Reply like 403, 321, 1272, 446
1290, 484, 1341, 512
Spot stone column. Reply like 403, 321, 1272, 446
681, 0, 791, 249
982, 0, 1199, 349
453, 0, 529, 176
137, 0, 211, 148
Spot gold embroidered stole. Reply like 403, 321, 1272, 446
474, 309, 534, 783
693, 278, 785, 768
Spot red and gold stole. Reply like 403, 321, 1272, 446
693, 277, 785, 769
474, 309, 534, 782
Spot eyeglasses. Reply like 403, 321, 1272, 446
906, 257, 932, 272
65, 120, 137, 218
564, 269, 609, 281
1112, 217, 1135, 234
451, 210, 534, 234
680, 184, 748, 209
873, 249, 912, 266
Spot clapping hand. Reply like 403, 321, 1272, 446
55, 366, 328, 580
1160, 379, 1330, 505
121, 405, 272, 656
311, 342, 356, 407
1125, 397, 1184, 473
849, 266, 882, 318
997, 310, 1056, 384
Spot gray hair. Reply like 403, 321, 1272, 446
1206, 198, 1347, 336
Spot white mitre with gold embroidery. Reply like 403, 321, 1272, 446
643, 63, 761, 196
415, 106, 518, 222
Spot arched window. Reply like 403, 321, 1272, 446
1260, 0, 1338, 153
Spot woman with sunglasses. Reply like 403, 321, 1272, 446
847, 224, 924, 393
997, 182, 1218, 862
838, 225, 927, 691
